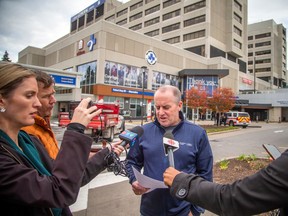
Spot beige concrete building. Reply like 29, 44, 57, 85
18, 0, 288, 122
247, 19, 287, 90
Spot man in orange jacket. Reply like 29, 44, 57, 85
22, 70, 58, 159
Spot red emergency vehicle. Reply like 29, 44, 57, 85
58, 101, 122, 141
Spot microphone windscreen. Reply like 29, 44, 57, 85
130, 126, 144, 138
163, 131, 174, 139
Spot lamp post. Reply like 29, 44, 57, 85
253, 56, 256, 94
141, 66, 147, 126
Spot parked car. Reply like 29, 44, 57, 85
224, 111, 251, 128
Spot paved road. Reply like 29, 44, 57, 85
51, 120, 288, 216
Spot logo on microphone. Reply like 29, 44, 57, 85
168, 139, 175, 145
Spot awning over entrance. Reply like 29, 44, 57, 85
235, 99, 249, 106
178, 69, 229, 78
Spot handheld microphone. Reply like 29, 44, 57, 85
163, 131, 179, 168
106, 126, 143, 176
119, 126, 144, 147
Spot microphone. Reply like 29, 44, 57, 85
106, 126, 143, 176
163, 131, 179, 168
119, 126, 144, 147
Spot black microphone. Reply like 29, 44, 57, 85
105, 126, 143, 177
119, 126, 144, 147
163, 131, 179, 168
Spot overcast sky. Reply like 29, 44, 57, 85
0, 0, 287, 62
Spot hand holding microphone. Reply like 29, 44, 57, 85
106, 126, 144, 176
119, 126, 144, 147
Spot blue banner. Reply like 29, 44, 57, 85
51, 74, 76, 86
112, 88, 154, 96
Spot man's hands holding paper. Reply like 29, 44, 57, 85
132, 181, 149, 196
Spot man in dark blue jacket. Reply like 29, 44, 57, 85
126, 85, 213, 216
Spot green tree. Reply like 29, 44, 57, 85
1, 50, 12, 62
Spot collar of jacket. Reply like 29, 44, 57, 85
34, 114, 51, 129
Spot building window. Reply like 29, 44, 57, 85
144, 17, 160, 27
95, 4, 104, 19
104, 61, 147, 88
163, 36, 180, 44
163, 9, 181, 21
238, 59, 246, 73
77, 61, 97, 94
183, 29, 205, 41
87, 10, 94, 23
255, 50, 271, 56
106, 15, 115, 22
129, 23, 142, 30
145, 0, 155, 3
78, 15, 85, 28
71, 20, 77, 32
258, 77, 270, 82
130, 1, 143, 11
255, 67, 271, 73
228, 54, 237, 62
152, 71, 179, 90
162, 23, 181, 34
255, 41, 271, 47
145, 29, 160, 37
248, 52, 253, 56
103, 96, 124, 109
255, 32, 271, 39
255, 58, 271, 64
210, 45, 225, 58
163, 0, 181, 9
234, 26, 242, 36
248, 44, 253, 48
184, 0, 206, 13
117, 8, 128, 17
184, 15, 205, 27
233, 12, 242, 24
233, 39, 242, 49
248, 35, 253, 40
185, 45, 205, 57
130, 12, 143, 22
117, 19, 127, 25
145, 4, 160, 15
234, 0, 242, 11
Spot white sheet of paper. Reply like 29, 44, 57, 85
132, 167, 168, 193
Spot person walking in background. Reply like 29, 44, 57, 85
125, 85, 213, 216
0, 62, 124, 215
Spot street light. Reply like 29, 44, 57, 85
141, 66, 147, 126
253, 56, 256, 93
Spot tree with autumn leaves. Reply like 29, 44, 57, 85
185, 86, 208, 122
185, 86, 236, 126
208, 88, 236, 126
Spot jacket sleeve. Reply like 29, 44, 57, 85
125, 138, 144, 184
190, 128, 213, 215
0, 130, 92, 208
81, 147, 111, 186
170, 150, 288, 216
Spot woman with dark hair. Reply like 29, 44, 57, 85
0, 62, 124, 215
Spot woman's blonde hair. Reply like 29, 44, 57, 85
0, 62, 35, 98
